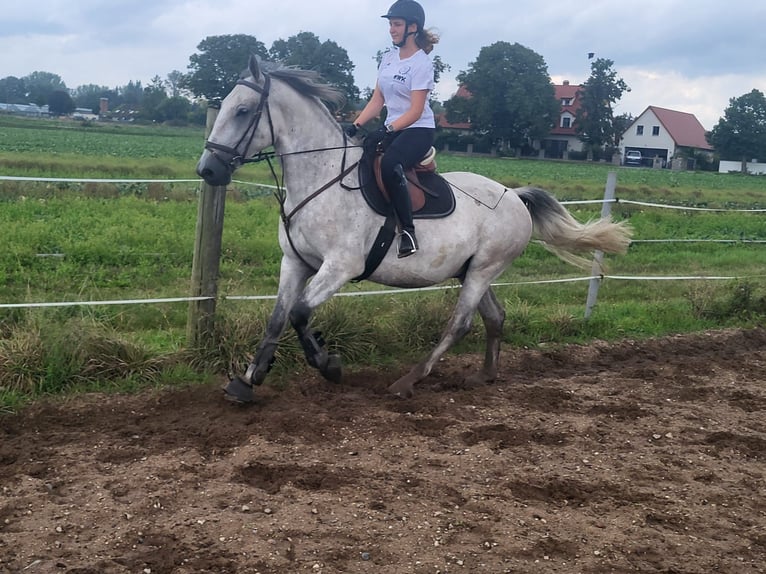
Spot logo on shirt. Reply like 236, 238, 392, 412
393, 65, 411, 84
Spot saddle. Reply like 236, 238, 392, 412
358, 146, 456, 219
351, 146, 455, 282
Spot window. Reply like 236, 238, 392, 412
562, 117, 571, 128
561, 98, 572, 106
652, 126, 660, 136
636, 125, 644, 136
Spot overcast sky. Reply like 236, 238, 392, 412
2, 0, 765, 128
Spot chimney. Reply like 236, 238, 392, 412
99, 98, 109, 114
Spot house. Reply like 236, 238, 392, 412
541, 81, 584, 158
438, 83, 584, 156
619, 106, 713, 167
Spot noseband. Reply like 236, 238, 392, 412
203, 74, 275, 171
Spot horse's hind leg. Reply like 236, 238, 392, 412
468, 287, 505, 385
388, 278, 489, 399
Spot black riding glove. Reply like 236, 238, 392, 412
363, 126, 387, 151
345, 123, 359, 138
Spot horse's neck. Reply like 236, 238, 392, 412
271, 88, 358, 207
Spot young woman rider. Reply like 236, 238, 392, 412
347, 0, 439, 258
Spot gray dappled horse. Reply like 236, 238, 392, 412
196, 56, 631, 402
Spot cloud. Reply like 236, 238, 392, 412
0, 0, 764, 129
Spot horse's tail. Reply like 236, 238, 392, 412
517, 187, 632, 269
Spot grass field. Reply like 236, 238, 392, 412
0, 114, 764, 407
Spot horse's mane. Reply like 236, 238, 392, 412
248, 61, 346, 112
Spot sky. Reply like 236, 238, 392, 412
2, 0, 765, 129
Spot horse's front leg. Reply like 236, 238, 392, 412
224, 258, 312, 403
289, 299, 343, 384
288, 261, 360, 384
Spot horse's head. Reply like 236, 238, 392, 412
196, 55, 274, 186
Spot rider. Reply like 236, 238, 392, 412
347, 0, 439, 258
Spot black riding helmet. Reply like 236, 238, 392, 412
381, 0, 425, 32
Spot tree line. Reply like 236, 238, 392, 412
1, 32, 764, 165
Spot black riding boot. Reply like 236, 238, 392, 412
391, 164, 419, 258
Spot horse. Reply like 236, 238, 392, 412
196, 55, 632, 402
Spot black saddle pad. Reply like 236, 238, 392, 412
358, 154, 456, 219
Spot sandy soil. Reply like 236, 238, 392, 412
1, 327, 765, 574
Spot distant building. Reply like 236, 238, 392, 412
541, 81, 584, 158
0, 102, 49, 117
620, 106, 713, 168
72, 107, 99, 121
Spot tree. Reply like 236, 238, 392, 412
183, 34, 269, 104
23, 71, 67, 106
72, 84, 113, 114
269, 31, 359, 105
444, 42, 558, 151
612, 112, 634, 148
707, 89, 766, 172
575, 58, 629, 153
157, 96, 192, 124
0, 76, 27, 104
430, 55, 450, 105
48, 89, 75, 116
166, 70, 185, 98
120, 80, 144, 107
141, 75, 169, 121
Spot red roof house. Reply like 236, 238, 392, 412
542, 81, 585, 156
620, 105, 712, 165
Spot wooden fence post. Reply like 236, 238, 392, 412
187, 106, 227, 348
584, 171, 617, 319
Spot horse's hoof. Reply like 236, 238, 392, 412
223, 376, 255, 404
388, 378, 415, 399
320, 354, 343, 384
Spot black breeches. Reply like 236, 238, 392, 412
380, 127, 435, 189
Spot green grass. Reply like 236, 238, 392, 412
0, 114, 764, 409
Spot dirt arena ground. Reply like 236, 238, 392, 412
1, 327, 765, 574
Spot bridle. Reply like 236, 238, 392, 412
202, 71, 361, 272
203, 74, 275, 172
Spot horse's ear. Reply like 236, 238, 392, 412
249, 54, 261, 80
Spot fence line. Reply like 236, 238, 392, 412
2, 175, 764, 212
1, 174, 763, 311
3, 273, 765, 310
0, 175, 278, 190
561, 198, 766, 212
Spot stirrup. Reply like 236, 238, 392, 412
398, 230, 418, 258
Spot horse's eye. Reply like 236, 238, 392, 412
236, 105, 249, 117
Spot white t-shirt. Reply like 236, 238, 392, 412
377, 47, 435, 129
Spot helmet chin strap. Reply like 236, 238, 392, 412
394, 29, 417, 48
